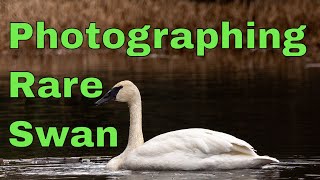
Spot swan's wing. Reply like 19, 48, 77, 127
133, 128, 257, 157
123, 128, 277, 170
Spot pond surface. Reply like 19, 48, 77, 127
0, 53, 319, 179
0, 157, 319, 179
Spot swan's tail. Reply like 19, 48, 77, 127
253, 156, 279, 167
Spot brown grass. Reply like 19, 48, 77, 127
1, 0, 320, 60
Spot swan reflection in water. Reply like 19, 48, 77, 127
0, 157, 284, 179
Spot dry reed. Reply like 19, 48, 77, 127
0, 0, 319, 61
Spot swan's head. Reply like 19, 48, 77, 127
95, 80, 140, 105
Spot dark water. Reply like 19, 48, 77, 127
0, 54, 319, 179
0, 157, 319, 179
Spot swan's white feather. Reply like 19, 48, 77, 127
121, 128, 278, 170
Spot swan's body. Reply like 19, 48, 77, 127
95, 80, 279, 171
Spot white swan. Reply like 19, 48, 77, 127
95, 80, 279, 171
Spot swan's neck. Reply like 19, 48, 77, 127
125, 96, 144, 151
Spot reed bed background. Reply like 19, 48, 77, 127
0, 0, 319, 61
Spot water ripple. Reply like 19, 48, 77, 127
0, 157, 319, 179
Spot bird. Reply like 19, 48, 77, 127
95, 80, 279, 171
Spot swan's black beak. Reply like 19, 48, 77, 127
95, 86, 123, 106
95, 91, 114, 106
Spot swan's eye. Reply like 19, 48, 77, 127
110, 86, 123, 96
94, 86, 123, 105
114, 86, 123, 91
